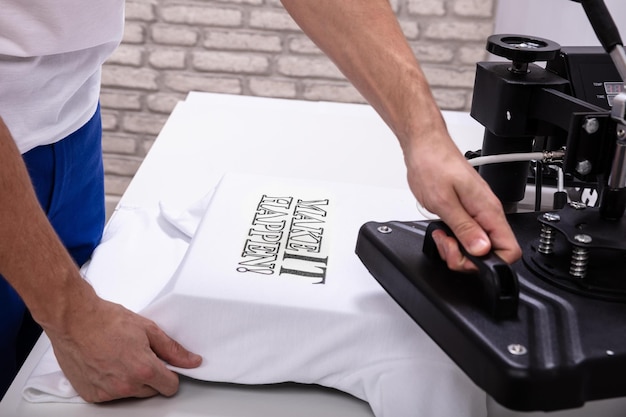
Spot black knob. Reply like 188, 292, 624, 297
487, 34, 561, 63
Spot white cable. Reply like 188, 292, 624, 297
417, 150, 566, 219
468, 152, 546, 167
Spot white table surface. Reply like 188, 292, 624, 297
2, 92, 623, 417
119, 91, 484, 210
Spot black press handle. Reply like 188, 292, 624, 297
422, 221, 519, 320
574, 0, 623, 53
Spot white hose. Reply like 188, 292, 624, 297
468, 152, 546, 167
417, 150, 565, 219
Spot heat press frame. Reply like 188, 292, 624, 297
356, 0, 626, 411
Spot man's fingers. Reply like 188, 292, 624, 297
434, 201, 521, 270
146, 323, 203, 369
431, 229, 479, 272
444, 216, 491, 256
423, 189, 491, 271
130, 322, 203, 397
129, 385, 161, 400
77, 349, 180, 401
486, 225, 522, 265
426, 176, 521, 271
142, 359, 181, 398
88, 383, 160, 403
435, 192, 492, 252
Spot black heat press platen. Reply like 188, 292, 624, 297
355, 213, 626, 412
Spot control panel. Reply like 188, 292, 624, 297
547, 46, 622, 109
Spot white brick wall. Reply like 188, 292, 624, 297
102, 0, 497, 215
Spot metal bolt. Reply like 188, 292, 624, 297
507, 344, 528, 355
574, 234, 592, 244
542, 212, 561, 222
575, 160, 593, 176
618, 129, 626, 139
568, 201, 587, 210
377, 225, 392, 234
582, 117, 599, 134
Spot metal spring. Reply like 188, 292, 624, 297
538, 224, 556, 254
569, 246, 589, 279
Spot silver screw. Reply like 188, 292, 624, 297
506, 111, 512, 121
377, 225, 392, 234
542, 212, 561, 222
575, 160, 593, 176
582, 117, 599, 134
618, 129, 626, 139
574, 234, 592, 244
568, 201, 587, 210
507, 344, 527, 355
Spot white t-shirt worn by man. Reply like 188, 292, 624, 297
0, 0, 124, 154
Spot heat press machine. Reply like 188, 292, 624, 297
356, 0, 626, 412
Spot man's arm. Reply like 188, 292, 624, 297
0, 117, 201, 402
280, 0, 521, 269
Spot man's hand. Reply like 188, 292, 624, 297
404, 131, 522, 272
279, 0, 521, 271
0, 116, 201, 402
46, 294, 202, 403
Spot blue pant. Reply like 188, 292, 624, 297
0, 107, 105, 398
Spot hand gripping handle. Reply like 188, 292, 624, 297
422, 221, 519, 320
